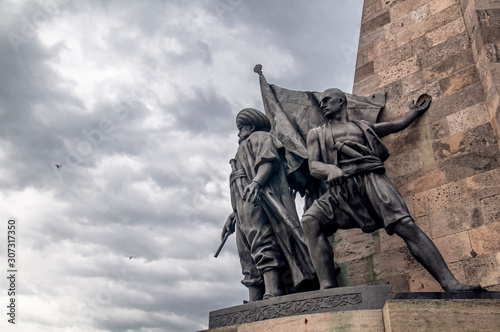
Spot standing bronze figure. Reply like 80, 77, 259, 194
301, 88, 484, 292
221, 108, 316, 301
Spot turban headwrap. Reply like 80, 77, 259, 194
236, 108, 271, 132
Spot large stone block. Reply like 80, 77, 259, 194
374, 36, 427, 72
462, 252, 500, 287
372, 274, 411, 295
238, 310, 385, 332
423, 48, 475, 83
441, 144, 500, 182
388, 0, 455, 22
354, 60, 375, 83
400, 71, 426, 95
408, 268, 443, 292
352, 74, 380, 96
358, 25, 387, 52
446, 102, 489, 135
388, 0, 429, 23
418, 32, 470, 69
407, 261, 465, 292
403, 195, 415, 217
478, 57, 500, 91
432, 123, 498, 162
486, 81, 500, 129
428, 0, 458, 15
373, 247, 421, 280
480, 193, 500, 224
411, 178, 470, 214
334, 229, 380, 263
439, 65, 480, 96
469, 222, 500, 256
462, 0, 478, 38
433, 231, 473, 263
426, 18, 466, 47
428, 82, 485, 123
337, 254, 378, 287
390, 164, 447, 197
361, 10, 391, 35
466, 168, 500, 199
427, 202, 483, 238
475, 0, 500, 11
474, 26, 500, 54
395, 5, 462, 47
411, 194, 427, 217
362, 0, 385, 24
383, 299, 500, 332
384, 148, 424, 178
460, 0, 470, 13
476, 8, 500, 27
202, 327, 237, 332
428, 117, 451, 140
356, 45, 376, 69
378, 56, 420, 85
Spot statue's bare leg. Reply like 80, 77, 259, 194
392, 217, 485, 292
302, 215, 338, 289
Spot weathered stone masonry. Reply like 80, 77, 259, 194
335, 0, 500, 293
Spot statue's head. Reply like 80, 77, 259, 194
320, 88, 347, 119
236, 108, 271, 144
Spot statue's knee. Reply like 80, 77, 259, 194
393, 217, 419, 237
399, 217, 417, 229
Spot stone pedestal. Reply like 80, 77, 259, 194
201, 295, 500, 332
204, 309, 385, 332
207, 285, 391, 329
383, 299, 500, 332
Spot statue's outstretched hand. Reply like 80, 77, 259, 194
409, 99, 431, 115
243, 181, 261, 206
221, 212, 236, 241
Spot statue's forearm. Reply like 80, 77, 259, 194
374, 108, 420, 138
309, 161, 339, 180
253, 162, 274, 186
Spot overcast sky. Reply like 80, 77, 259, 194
0, 1, 363, 331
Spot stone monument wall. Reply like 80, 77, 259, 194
335, 0, 500, 293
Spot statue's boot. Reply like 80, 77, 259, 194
263, 270, 283, 299
248, 285, 265, 302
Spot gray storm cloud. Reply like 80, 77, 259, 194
0, 0, 363, 331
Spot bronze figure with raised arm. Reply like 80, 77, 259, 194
301, 88, 485, 292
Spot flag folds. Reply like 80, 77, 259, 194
256, 66, 385, 179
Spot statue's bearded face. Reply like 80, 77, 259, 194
238, 125, 254, 144
320, 90, 346, 119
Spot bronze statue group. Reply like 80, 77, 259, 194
220, 82, 484, 302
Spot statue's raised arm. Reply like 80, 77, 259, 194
373, 98, 431, 138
